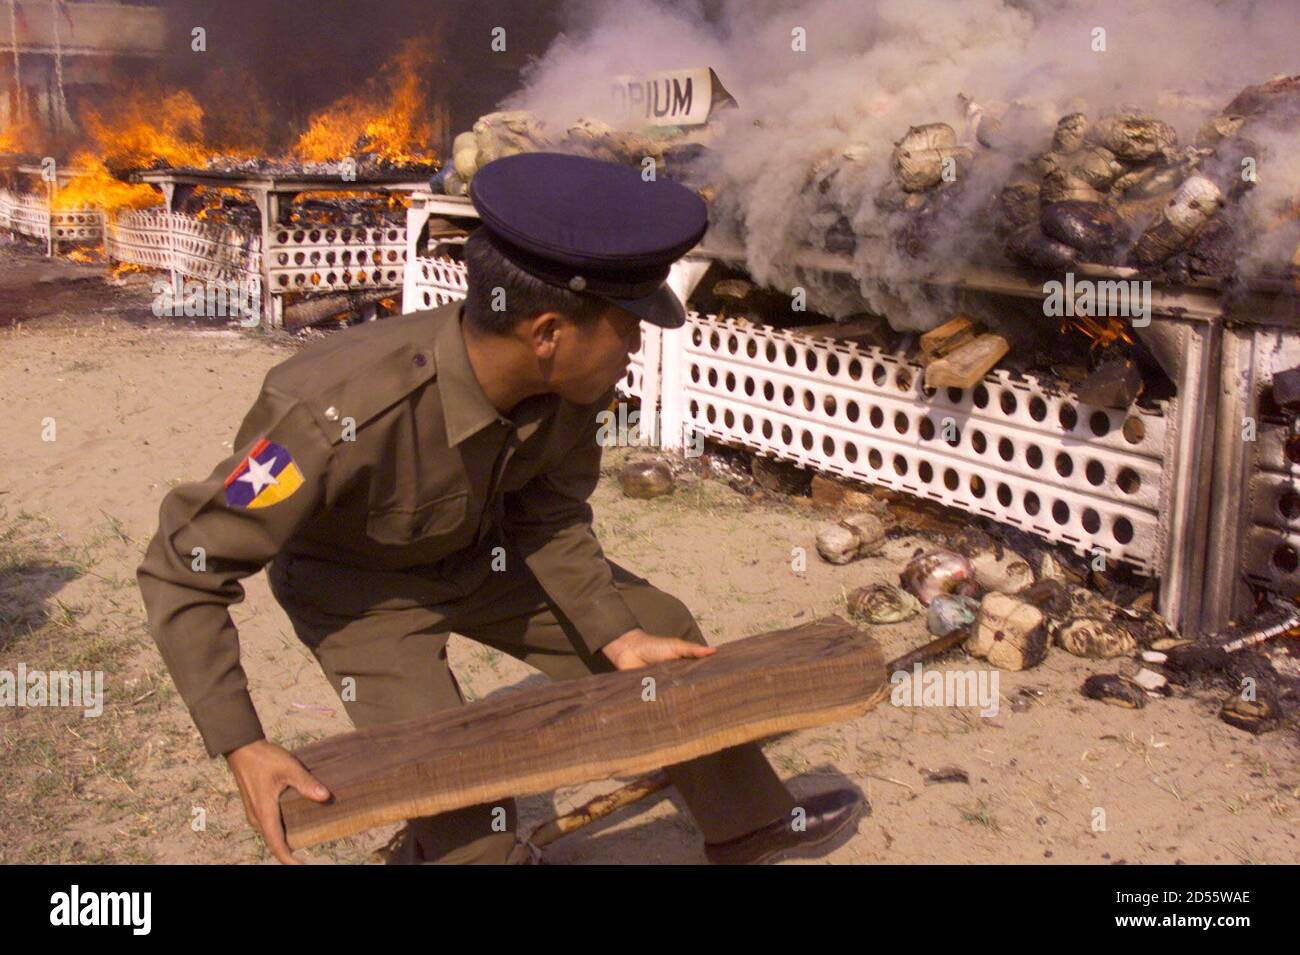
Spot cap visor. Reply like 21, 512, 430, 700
603, 282, 686, 329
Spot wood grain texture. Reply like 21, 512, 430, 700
919, 315, 976, 360
280, 616, 885, 849
923, 333, 1010, 388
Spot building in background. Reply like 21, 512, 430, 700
1, 0, 164, 141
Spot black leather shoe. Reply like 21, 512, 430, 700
703, 788, 867, 864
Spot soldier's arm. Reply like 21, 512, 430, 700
136, 384, 334, 758
501, 386, 640, 656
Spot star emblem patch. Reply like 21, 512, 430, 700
223, 439, 305, 508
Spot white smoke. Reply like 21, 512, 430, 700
504, 0, 1299, 326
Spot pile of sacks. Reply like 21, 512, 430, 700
803, 74, 1299, 282
995, 106, 1237, 277
434, 110, 708, 196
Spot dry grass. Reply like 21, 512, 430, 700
0, 508, 387, 864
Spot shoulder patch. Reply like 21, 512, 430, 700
223, 439, 305, 508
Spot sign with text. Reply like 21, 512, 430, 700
610, 67, 736, 127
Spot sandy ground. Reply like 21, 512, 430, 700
2, 239, 1298, 864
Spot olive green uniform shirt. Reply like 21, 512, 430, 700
136, 301, 639, 757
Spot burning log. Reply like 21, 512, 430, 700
283, 291, 390, 331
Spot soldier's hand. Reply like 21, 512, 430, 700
601, 627, 716, 670
225, 739, 331, 865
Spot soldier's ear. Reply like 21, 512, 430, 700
525, 311, 564, 357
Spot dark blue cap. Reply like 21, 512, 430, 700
469, 151, 708, 328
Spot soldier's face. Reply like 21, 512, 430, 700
552, 307, 642, 404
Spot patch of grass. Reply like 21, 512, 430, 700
1226, 840, 1264, 865
959, 798, 1004, 834
0, 507, 167, 863
98, 511, 133, 546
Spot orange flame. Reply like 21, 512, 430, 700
1062, 315, 1136, 351
52, 88, 212, 212
0, 117, 43, 155
292, 36, 441, 165
19, 34, 445, 222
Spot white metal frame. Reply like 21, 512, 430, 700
673, 310, 1169, 570
0, 187, 101, 245
1206, 321, 1300, 625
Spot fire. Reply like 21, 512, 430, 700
51, 162, 161, 212
1063, 315, 1136, 351
52, 88, 213, 212
292, 36, 441, 166
191, 187, 255, 221
0, 119, 40, 155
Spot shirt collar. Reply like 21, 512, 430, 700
433, 302, 559, 447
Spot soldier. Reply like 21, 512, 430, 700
137, 152, 865, 864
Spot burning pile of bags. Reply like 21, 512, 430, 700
934, 76, 1295, 279
804, 75, 1299, 282
442, 75, 1297, 284
433, 110, 706, 196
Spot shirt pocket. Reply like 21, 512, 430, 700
364, 492, 469, 546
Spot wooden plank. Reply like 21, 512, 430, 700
280, 617, 885, 850
923, 333, 1010, 389
919, 315, 976, 359
793, 317, 889, 343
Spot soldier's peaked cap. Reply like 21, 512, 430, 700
468, 152, 708, 329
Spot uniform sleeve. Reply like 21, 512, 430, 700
136, 384, 334, 758
502, 388, 639, 656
